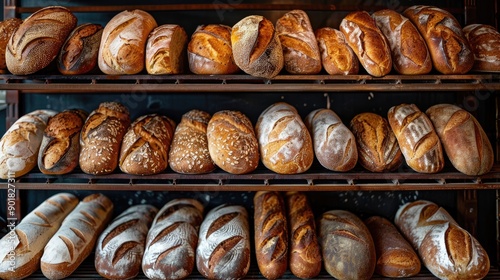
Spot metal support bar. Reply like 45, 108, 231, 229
5, 90, 18, 129
458, 189, 478, 237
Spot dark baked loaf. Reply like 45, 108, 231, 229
463, 24, 500, 72
0, 18, 22, 73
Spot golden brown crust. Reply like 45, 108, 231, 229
0, 18, 22, 72
463, 24, 500, 72
146, 24, 188, 75
315, 27, 359, 75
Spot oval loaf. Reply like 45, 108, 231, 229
315, 27, 359, 75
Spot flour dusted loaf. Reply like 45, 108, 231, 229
0, 193, 78, 280
6, 6, 77, 75
275, 9, 321, 74
395, 200, 490, 280
95, 204, 157, 280
119, 114, 176, 175
143, 199, 204, 280
315, 27, 359, 75
169, 109, 215, 174
38, 109, 88, 175
305, 108, 357, 172
99, 9, 157, 74
79, 102, 130, 175
231, 15, 284, 79
463, 24, 500, 72
0, 109, 57, 179
388, 103, 444, 173
0, 18, 22, 73
41, 193, 114, 280
146, 24, 188, 75
256, 102, 313, 174
188, 24, 239, 75
404, 5, 474, 74
196, 204, 250, 280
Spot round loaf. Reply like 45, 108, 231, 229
231, 15, 284, 79
305, 108, 358, 172
146, 24, 188, 75
463, 24, 500, 72
207, 110, 260, 174
315, 27, 359, 75
256, 102, 313, 174
58, 23, 103, 75
275, 9, 322, 74
0, 18, 22, 73
98, 9, 157, 75
340, 10, 392, 77
6, 6, 77, 75
188, 24, 239, 74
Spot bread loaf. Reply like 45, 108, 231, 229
38, 109, 88, 175
403, 5, 474, 74
275, 10, 321, 74
0, 109, 57, 179
315, 27, 359, 75
285, 192, 322, 279
41, 193, 114, 280
0, 193, 78, 280
365, 215, 421, 278
253, 191, 288, 280
463, 24, 500, 72
426, 104, 493, 175
146, 24, 188, 75
340, 10, 392, 77
350, 112, 403, 172
256, 102, 313, 174
98, 9, 157, 75
79, 102, 130, 175
57, 23, 103, 75
169, 109, 216, 174
6, 6, 77, 75
395, 200, 490, 280
231, 15, 284, 79
388, 103, 444, 173
95, 204, 158, 280
0, 18, 22, 73
119, 114, 176, 175
207, 110, 260, 174
305, 108, 358, 172
188, 24, 239, 75
196, 204, 250, 280
372, 9, 432, 75
319, 209, 376, 280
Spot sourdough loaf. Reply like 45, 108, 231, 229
146, 24, 188, 75
315, 27, 359, 75
463, 24, 500, 72
0, 18, 22, 73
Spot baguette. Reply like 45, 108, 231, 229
146, 24, 188, 75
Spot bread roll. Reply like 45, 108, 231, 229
143, 199, 204, 280
98, 9, 157, 75
57, 23, 103, 75
319, 210, 376, 280
95, 204, 158, 280
256, 102, 313, 174
188, 24, 239, 75
305, 108, 358, 172
285, 192, 322, 279
0, 193, 78, 280
372, 9, 432, 75
275, 10, 321, 74
426, 104, 493, 175
388, 103, 444, 173
196, 204, 250, 280
231, 15, 284, 79
350, 112, 403, 172
119, 114, 176, 175
38, 109, 88, 175
0, 18, 22, 73
365, 216, 421, 278
146, 24, 188, 75
0, 109, 57, 179
315, 27, 359, 75
41, 193, 114, 280
169, 109, 216, 174
403, 5, 474, 74
79, 102, 130, 175
463, 24, 500, 72
207, 110, 259, 174
253, 191, 288, 280
395, 200, 490, 280
340, 10, 392, 77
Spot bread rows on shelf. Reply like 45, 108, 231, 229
0, 5, 500, 78
0, 192, 490, 280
